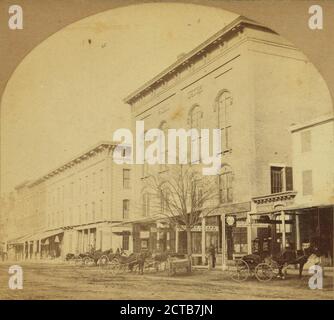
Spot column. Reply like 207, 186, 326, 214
38, 239, 42, 259
281, 210, 286, 250
175, 228, 179, 253
27, 241, 30, 260
23, 242, 26, 261
201, 217, 206, 265
221, 213, 227, 270
295, 213, 301, 250
247, 212, 252, 254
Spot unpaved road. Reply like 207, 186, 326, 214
0, 262, 333, 300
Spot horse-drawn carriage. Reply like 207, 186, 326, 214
66, 249, 169, 275
230, 246, 320, 282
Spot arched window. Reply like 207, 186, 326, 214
189, 105, 202, 129
218, 165, 233, 203
159, 182, 170, 214
216, 91, 232, 151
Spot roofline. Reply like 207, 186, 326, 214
123, 16, 276, 104
27, 141, 116, 187
290, 113, 334, 133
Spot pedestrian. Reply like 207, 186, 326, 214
209, 243, 216, 269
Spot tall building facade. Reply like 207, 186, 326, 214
124, 16, 333, 265
5, 142, 133, 260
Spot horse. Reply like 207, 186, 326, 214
127, 251, 152, 275
273, 246, 321, 279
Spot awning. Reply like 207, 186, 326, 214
31, 228, 64, 241
7, 233, 35, 245
252, 203, 334, 215
111, 226, 132, 234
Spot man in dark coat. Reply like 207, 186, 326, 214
209, 243, 216, 268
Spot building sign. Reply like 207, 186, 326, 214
225, 215, 236, 226
140, 231, 150, 239
205, 226, 219, 232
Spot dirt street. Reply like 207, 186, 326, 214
0, 262, 333, 300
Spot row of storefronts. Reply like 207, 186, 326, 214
4, 199, 333, 268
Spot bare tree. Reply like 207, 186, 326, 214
145, 164, 220, 256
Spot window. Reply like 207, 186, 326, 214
271, 167, 283, 194
85, 204, 88, 223
99, 169, 104, 189
189, 105, 202, 130
142, 193, 150, 216
123, 169, 130, 189
123, 199, 130, 219
302, 170, 313, 195
99, 199, 103, 219
160, 185, 170, 213
219, 166, 233, 203
92, 172, 96, 191
232, 227, 248, 254
270, 166, 293, 194
159, 121, 168, 171
122, 234, 129, 251
92, 202, 95, 221
217, 91, 232, 151
301, 130, 311, 153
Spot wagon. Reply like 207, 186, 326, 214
167, 256, 191, 276
230, 254, 278, 282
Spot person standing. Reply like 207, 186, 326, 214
209, 243, 216, 269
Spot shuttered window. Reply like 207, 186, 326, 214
271, 167, 283, 193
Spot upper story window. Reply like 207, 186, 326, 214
189, 105, 202, 130
159, 121, 169, 171
217, 91, 232, 152
142, 192, 150, 217
270, 166, 293, 194
123, 199, 130, 219
219, 165, 233, 204
123, 169, 131, 189
301, 130, 312, 153
302, 170, 313, 195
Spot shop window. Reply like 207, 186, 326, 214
191, 232, 202, 254
232, 227, 248, 253
122, 234, 129, 251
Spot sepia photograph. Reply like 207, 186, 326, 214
0, 0, 333, 304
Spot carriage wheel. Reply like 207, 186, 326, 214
255, 263, 274, 282
74, 257, 83, 266
83, 257, 95, 267
98, 255, 109, 269
230, 259, 250, 282
110, 258, 120, 275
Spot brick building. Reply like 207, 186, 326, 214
123, 16, 333, 266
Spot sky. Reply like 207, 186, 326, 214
0, 3, 239, 195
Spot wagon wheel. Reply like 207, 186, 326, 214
74, 257, 84, 266
98, 255, 109, 269
109, 258, 120, 275
255, 263, 274, 282
230, 259, 250, 282
83, 256, 95, 267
